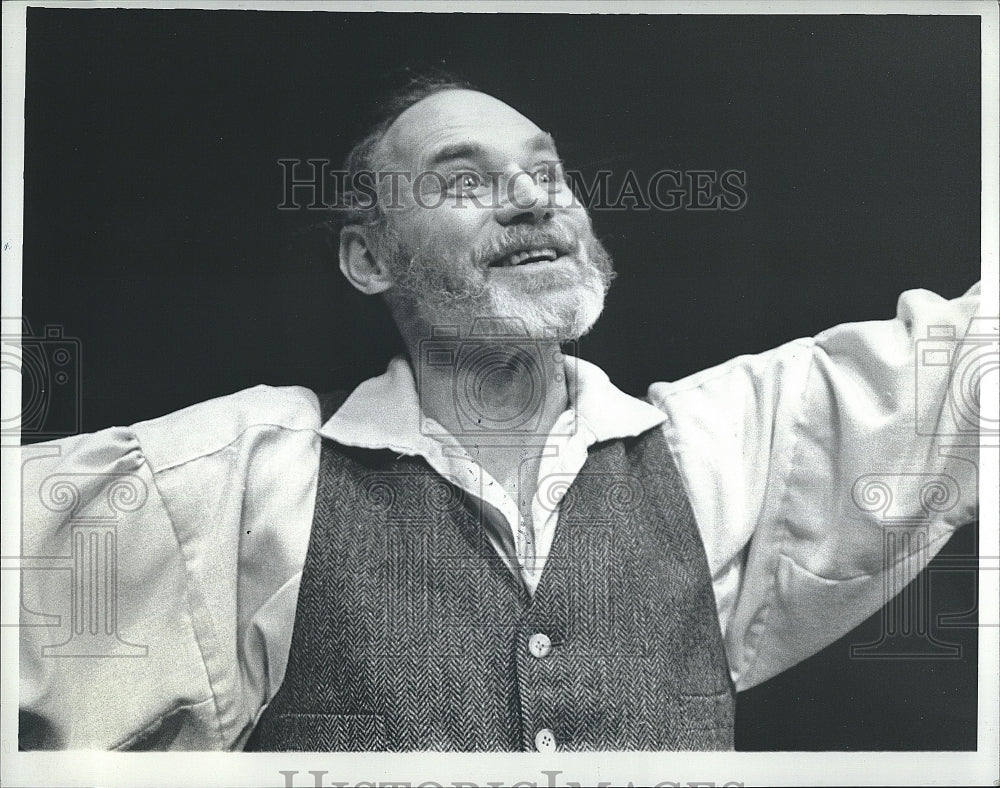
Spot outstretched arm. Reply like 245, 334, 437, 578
651, 282, 984, 690
18, 385, 322, 749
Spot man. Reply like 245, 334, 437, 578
19, 77, 982, 751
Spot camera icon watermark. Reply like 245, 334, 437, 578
1, 317, 81, 445
416, 317, 577, 443
915, 315, 999, 442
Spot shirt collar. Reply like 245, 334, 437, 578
320, 354, 666, 454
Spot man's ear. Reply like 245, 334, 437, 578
339, 225, 394, 295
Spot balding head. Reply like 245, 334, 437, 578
377, 89, 547, 173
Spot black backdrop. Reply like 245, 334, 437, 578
21, 8, 981, 750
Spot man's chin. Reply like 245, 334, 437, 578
481, 280, 606, 342
406, 284, 603, 342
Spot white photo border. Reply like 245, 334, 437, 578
2, 2, 997, 786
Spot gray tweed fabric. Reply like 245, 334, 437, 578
245, 391, 734, 751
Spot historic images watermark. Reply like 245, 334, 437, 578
277, 769, 744, 788
276, 160, 749, 213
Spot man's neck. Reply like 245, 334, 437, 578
407, 338, 569, 454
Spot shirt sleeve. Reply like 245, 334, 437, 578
650, 283, 984, 691
18, 385, 321, 749
18, 428, 220, 749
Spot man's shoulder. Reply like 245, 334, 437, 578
131, 384, 322, 473
645, 337, 816, 407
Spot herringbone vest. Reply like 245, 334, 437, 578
245, 392, 734, 751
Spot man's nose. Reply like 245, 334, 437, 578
495, 171, 554, 226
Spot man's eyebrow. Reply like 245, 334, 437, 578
527, 131, 559, 155
427, 142, 490, 168
426, 132, 560, 168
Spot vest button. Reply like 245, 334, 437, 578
534, 728, 557, 752
528, 632, 552, 658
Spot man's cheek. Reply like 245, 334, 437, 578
560, 200, 596, 233
569, 218, 599, 257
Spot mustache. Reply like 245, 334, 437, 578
471, 223, 579, 268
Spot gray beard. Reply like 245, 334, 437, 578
375, 223, 616, 342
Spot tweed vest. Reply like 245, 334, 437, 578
245, 391, 734, 751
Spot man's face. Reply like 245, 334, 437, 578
371, 89, 614, 340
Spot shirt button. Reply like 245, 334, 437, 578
528, 632, 552, 658
534, 728, 557, 752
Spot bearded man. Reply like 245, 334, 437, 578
19, 77, 982, 751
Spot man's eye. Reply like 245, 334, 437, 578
450, 171, 484, 190
532, 163, 563, 188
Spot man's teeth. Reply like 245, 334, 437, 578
494, 247, 560, 267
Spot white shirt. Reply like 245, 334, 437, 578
18, 284, 982, 750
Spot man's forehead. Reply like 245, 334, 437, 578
380, 89, 549, 167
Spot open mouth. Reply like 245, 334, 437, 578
487, 246, 566, 268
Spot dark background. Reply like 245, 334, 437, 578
21, 9, 981, 749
